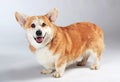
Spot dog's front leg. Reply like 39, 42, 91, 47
41, 63, 55, 74
53, 57, 67, 78
41, 69, 53, 74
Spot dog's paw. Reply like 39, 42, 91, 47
41, 69, 52, 74
53, 72, 61, 78
90, 65, 100, 70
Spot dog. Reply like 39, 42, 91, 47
15, 8, 104, 78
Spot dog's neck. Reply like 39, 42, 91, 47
47, 25, 66, 54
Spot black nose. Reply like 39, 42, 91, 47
36, 30, 42, 36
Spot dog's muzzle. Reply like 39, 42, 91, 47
34, 32, 46, 43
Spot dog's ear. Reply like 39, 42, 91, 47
46, 8, 58, 22
15, 12, 28, 28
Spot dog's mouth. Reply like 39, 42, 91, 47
34, 33, 46, 43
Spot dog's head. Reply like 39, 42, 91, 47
15, 8, 58, 48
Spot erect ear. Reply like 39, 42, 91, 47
15, 12, 28, 27
46, 8, 58, 22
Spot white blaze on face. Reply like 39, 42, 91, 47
26, 18, 54, 49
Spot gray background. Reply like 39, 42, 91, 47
0, 0, 120, 82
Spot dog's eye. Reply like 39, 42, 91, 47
31, 23, 36, 28
41, 23, 46, 27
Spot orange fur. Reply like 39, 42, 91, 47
48, 22, 104, 66
29, 44, 36, 53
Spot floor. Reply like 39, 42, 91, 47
0, 46, 120, 82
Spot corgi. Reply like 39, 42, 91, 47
15, 8, 104, 78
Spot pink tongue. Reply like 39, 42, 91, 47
36, 37, 43, 43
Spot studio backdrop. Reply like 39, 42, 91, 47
0, 0, 120, 82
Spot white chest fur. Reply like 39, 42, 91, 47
35, 47, 58, 69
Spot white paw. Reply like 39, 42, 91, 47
90, 65, 100, 70
53, 72, 61, 78
41, 69, 52, 74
